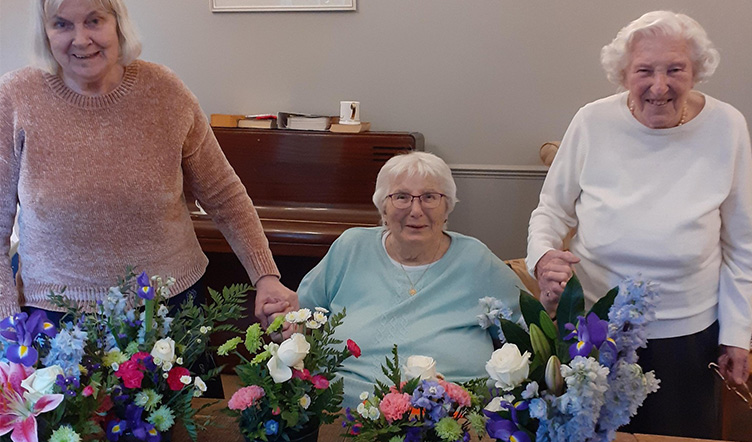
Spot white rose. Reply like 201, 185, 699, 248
277, 333, 310, 371
403, 355, 438, 380
22, 365, 64, 403
485, 343, 531, 391
150, 338, 176, 365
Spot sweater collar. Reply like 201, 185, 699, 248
43, 60, 139, 110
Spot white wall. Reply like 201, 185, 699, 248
2, 0, 751, 257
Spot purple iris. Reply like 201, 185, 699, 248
0, 310, 57, 366
136, 271, 155, 300
565, 312, 608, 359
106, 419, 128, 442
484, 410, 531, 442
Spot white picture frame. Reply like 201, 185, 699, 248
212, 0, 356, 12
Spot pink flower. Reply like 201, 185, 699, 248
115, 360, 145, 389
82, 385, 95, 397
311, 374, 329, 389
166, 367, 191, 391
228, 385, 266, 411
346, 339, 361, 358
379, 392, 411, 423
0, 362, 64, 442
438, 380, 471, 408
292, 368, 311, 381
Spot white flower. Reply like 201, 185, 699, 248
163, 373, 169, 379
314, 307, 329, 314
312, 311, 327, 323
180, 375, 192, 385
150, 338, 176, 365
485, 343, 531, 391
305, 319, 321, 329
299, 394, 311, 409
21, 365, 64, 403
368, 406, 380, 420
356, 402, 367, 417
285, 308, 312, 324
484, 396, 505, 412
157, 305, 169, 318
200, 326, 209, 334
359, 391, 369, 401
162, 362, 173, 372
267, 334, 311, 383
112, 363, 120, 372
403, 355, 438, 380
176, 357, 183, 365
522, 381, 539, 399
194, 377, 207, 395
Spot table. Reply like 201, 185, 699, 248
171, 376, 742, 442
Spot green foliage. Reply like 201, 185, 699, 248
556, 274, 585, 341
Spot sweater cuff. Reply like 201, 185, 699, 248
243, 249, 281, 286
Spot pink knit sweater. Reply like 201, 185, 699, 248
0, 60, 279, 316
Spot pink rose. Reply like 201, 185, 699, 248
82, 385, 95, 397
379, 392, 412, 423
311, 374, 329, 389
228, 385, 266, 411
115, 360, 144, 389
166, 367, 190, 391
347, 339, 361, 358
292, 369, 311, 381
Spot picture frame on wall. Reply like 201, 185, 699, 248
212, 0, 356, 12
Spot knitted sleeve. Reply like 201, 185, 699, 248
177, 81, 279, 284
0, 72, 22, 316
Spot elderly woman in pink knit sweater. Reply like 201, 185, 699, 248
0, 0, 297, 330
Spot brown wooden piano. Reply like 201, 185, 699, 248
189, 127, 424, 291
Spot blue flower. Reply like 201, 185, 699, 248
106, 420, 128, 442
264, 420, 279, 435
43, 324, 88, 377
137, 271, 155, 300
0, 310, 56, 366
565, 312, 608, 359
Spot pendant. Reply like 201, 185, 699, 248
409, 288, 417, 296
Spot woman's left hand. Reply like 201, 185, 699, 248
254, 275, 299, 339
718, 345, 750, 386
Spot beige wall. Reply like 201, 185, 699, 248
2, 0, 751, 258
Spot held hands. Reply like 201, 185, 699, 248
535, 249, 581, 316
254, 275, 299, 341
718, 345, 751, 387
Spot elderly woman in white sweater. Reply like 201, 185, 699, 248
527, 11, 752, 439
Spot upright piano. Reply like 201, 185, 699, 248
189, 127, 424, 290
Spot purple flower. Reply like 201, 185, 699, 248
485, 412, 531, 442
264, 420, 279, 435
566, 312, 608, 359
0, 311, 57, 366
107, 419, 128, 441
411, 380, 451, 423
137, 271, 155, 300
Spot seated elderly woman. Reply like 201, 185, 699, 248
297, 151, 524, 407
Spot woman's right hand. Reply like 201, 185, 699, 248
535, 250, 580, 315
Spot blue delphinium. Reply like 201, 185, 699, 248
411, 380, 451, 424
607, 277, 659, 363
43, 323, 87, 377
477, 296, 522, 342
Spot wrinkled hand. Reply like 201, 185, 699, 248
535, 250, 580, 316
718, 345, 750, 387
254, 275, 299, 340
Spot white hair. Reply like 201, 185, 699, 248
33, 0, 142, 74
600, 10, 720, 87
372, 151, 458, 220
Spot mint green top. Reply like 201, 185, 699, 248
298, 227, 523, 407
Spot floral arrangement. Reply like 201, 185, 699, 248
341, 346, 487, 442
478, 275, 661, 442
0, 269, 250, 442
220, 307, 360, 442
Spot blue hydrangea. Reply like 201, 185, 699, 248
43, 324, 88, 377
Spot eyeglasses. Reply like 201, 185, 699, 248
708, 362, 752, 409
386, 192, 445, 209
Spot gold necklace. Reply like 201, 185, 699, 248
628, 95, 688, 127
396, 238, 444, 296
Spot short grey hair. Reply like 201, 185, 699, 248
600, 10, 720, 87
372, 151, 458, 220
33, 0, 142, 75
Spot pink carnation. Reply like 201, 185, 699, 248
311, 374, 329, 389
379, 392, 411, 423
228, 385, 266, 411
438, 380, 471, 408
